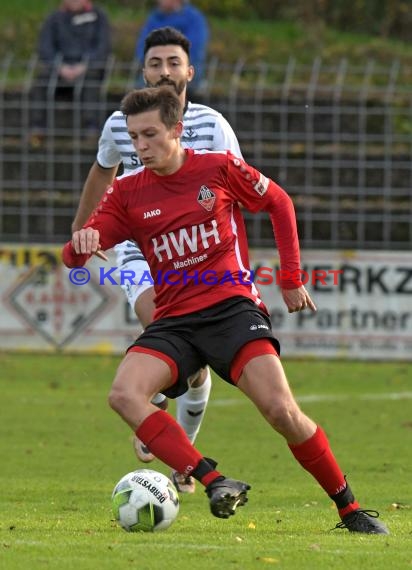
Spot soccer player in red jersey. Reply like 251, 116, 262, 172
72, 28, 246, 488
63, 86, 388, 534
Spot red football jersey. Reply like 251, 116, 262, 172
63, 149, 302, 320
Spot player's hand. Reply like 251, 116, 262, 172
281, 285, 317, 313
59, 63, 86, 82
72, 228, 107, 260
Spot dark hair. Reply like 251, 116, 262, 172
120, 86, 183, 128
143, 26, 191, 60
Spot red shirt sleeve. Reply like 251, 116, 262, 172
224, 152, 302, 289
62, 242, 90, 268
62, 179, 132, 268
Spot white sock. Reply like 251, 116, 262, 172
176, 367, 212, 443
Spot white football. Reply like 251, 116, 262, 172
112, 469, 180, 532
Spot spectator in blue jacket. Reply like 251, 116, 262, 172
135, 1, 209, 95
30, 0, 112, 139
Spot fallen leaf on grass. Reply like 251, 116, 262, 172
256, 557, 279, 564
390, 502, 410, 510
309, 543, 321, 551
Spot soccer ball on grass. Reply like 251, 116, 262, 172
112, 469, 180, 532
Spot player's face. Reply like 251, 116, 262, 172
63, 0, 87, 11
143, 45, 194, 96
157, 0, 182, 12
127, 109, 183, 175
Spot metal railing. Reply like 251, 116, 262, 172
1, 55, 412, 249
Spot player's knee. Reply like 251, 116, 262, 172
261, 399, 300, 433
108, 384, 127, 414
108, 381, 141, 414
108, 365, 152, 414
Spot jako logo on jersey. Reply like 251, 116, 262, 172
197, 186, 216, 212
152, 220, 221, 261
144, 209, 161, 219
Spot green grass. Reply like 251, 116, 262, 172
1, 354, 411, 569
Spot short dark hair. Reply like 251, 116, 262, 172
143, 27, 191, 60
120, 86, 183, 128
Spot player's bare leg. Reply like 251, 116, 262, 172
237, 352, 388, 534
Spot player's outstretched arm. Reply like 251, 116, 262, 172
281, 285, 317, 314
71, 162, 118, 232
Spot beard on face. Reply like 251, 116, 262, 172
146, 77, 186, 95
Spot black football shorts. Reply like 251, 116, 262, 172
128, 295, 280, 398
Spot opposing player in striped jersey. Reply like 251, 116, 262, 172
71, 27, 244, 494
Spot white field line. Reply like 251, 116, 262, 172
211, 392, 412, 407
9, 540, 385, 554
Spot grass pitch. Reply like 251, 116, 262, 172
0, 353, 411, 570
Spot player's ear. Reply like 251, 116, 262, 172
187, 64, 195, 83
173, 120, 184, 138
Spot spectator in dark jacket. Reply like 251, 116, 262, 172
31, 0, 111, 138
135, 1, 209, 96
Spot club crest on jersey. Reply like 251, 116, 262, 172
185, 127, 196, 138
197, 186, 216, 212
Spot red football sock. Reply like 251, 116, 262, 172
289, 425, 348, 496
136, 410, 221, 486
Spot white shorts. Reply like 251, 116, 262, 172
114, 240, 152, 310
